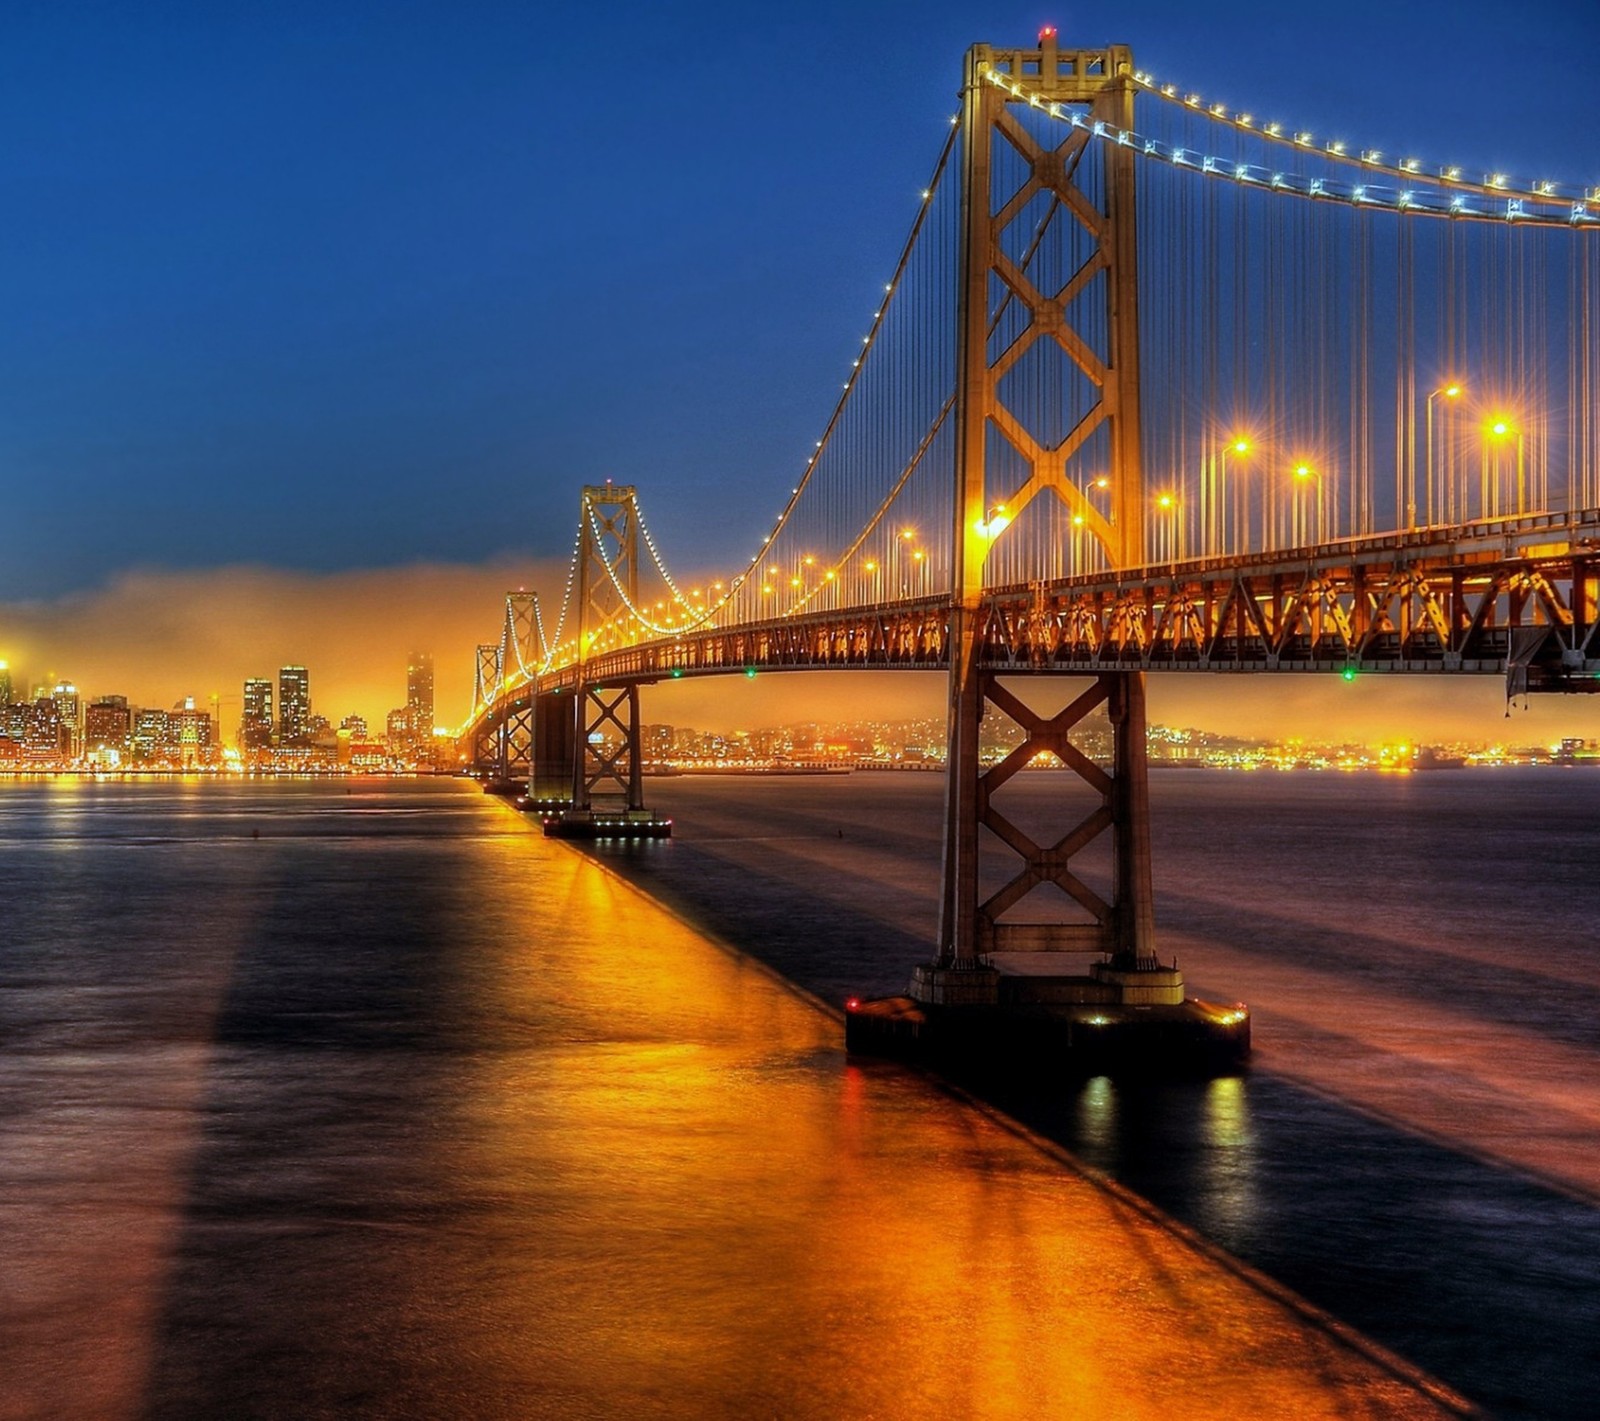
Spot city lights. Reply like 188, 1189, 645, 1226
0, 654, 438, 774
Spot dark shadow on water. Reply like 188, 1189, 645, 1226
581, 830, 1600, 1421
583, 835, 931, 1003
139, 840, 516, 1421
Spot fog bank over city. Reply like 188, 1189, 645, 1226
0, 560, 557, 733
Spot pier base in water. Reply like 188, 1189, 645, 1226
848, 958, 1248, 1077
541, 807, 672, 840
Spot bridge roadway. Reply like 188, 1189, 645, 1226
472, 505, 1600, 738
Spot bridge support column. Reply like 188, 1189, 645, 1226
487, 696, 534, 793
914, 668, 1171, 1005
469, 642, 503, 776
468, 721, 499, 778
872, 665, 1242, 1071
1108, 672, 1157, 967
542, 681, 669, 839
528, 690, 576, 806
571, 684, 644, 814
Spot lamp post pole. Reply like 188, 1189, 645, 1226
1425, 384, 1462, 527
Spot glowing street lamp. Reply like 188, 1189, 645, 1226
1217, 436, 1253, 554
1483, 415, 1525, 518
1425, 382, 1464, 526
1152, 491, 1181, 561
976, 502, 1011, 538
1289, 463, 1325, 546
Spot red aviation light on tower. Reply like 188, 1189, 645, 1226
1038, 25, 1058, 43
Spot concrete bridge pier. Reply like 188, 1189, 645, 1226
523, 689, 576, 810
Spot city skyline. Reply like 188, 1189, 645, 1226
0, 648, 441, 770
3, 2, 1599, 748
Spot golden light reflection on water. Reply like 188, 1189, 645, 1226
1198, 1075, 1258, 1241
451, 829, 1464, 1420
1205, 1075, 1249, 1148
1075, 1073, 1118, 1156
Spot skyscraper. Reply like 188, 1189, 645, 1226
242, 678, 274, 754
0, 660, 11, 706
406, 653, 434, 742
52, 681, 81, 759
278, 665, 309, 746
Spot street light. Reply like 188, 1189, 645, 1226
1425, 383, 1464, 526
1290, 463, 1323, 546
890, 530, 919, 597
976, 502, 1011, 538
1153, 491, 1180, 562
1218, 436, 1252, 554
1484, 416, 1525, 518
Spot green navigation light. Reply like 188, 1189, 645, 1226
745, 667, 757, 678
1341, 666, 1357, 682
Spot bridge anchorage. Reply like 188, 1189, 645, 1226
466, 24, 1600, 1076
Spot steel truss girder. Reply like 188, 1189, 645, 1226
461, 526, 1600, 755
975, 548, 1598, 676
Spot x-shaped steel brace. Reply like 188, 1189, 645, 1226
975, 677, 1115, 928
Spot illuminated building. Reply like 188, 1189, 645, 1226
340, 713, 368, 737
0, 698, 51, 759
52, 681, 81, 759
26, 699, 59, 761
85, 696, 131, 763
0, 660, 11, 706
407, 652, 434, 741
131, 709, 170, 764
278, 665, 310, 746
170, 696, 215, 766
241, 678, 274, 755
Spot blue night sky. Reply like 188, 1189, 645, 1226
3, 0, 1599, 736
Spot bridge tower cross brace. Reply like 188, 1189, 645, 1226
569, 484, 647, 813
928, 34, 1163, 993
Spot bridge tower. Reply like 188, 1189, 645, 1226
542, 484, 670, 836
916, 32, 1176, 1008
485, 591, 540, 786
468, 641, 503, 775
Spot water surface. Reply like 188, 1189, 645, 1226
2, 773, 1587, 1418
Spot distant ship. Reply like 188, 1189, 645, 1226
1414, 748, 1466, 770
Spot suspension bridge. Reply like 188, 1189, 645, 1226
460, 32, 1600, 1063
